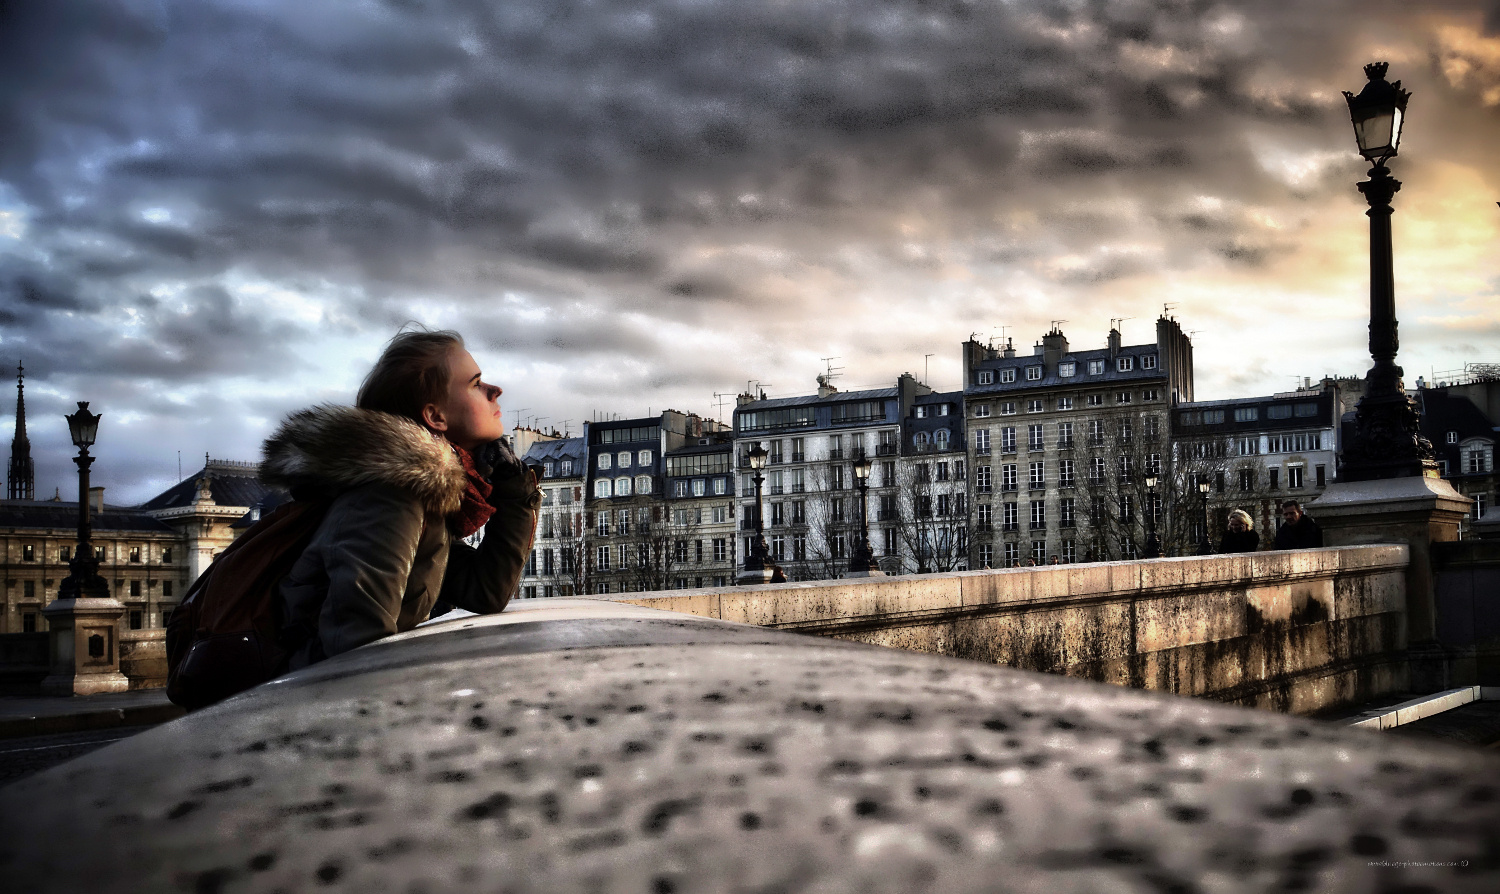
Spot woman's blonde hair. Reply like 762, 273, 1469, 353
1228, 509, 1254, 531
357, 328, 464, 425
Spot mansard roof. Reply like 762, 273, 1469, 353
138, 460, 267, 511
0, 500, 175, 532
522, 437, 586, 464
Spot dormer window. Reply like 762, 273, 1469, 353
560, 460, 573, 475
617, 451, 632, 468
598, 454, 612, 470
1001, 369, 1017, 383
1088, 360, 1104, 375
1059, 362, 1076, 377
1117, 357, 1135, 372
1142, 355, 1158, 370
977, 370, 995, 385
1447, 432, 1458, 444
544, 461, 556, 477
1026, 366, 1042, 381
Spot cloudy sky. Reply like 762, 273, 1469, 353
2, 0, 1498, 504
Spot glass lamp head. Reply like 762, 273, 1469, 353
1343, 62, 1410, 164
66, 402, 101, 449
1145, 473, 1158, 490
747, 443, 768, 471
853, 457, 873, 481
1198, 480, 1211, 495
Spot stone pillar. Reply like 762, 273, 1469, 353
1309, 476, 1470, 691
39, 595, 131, 696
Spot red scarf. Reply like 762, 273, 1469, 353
451, 444, 495, 537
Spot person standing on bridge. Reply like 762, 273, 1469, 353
1273, 500, 1323, 551
264, 329, 540, 669
1219, 509, 1260, 553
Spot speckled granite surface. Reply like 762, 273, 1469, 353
2, 600, 1496, 893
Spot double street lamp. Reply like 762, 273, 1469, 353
1338, 62, 1437, 480
849, 456, 875, 573
1143, 473, 1161, 559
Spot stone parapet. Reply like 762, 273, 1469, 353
4, 598, 1495, 893
616, 546, 1411, 716
119, 629, 168, 690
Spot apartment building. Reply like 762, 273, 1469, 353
663, 439, 737, 588
518, 434, 586, 599
963, 318, 1194, 566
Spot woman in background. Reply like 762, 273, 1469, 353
1219, 508, 1260, 554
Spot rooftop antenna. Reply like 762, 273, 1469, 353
513, 408, 530, 429
923, 354, 933, 384
1109, 317, 1133, 333
1163, 302, 1178, 317
820, 357, 844, 381
1050, 320, 1068, 331
712, 392, 733, 423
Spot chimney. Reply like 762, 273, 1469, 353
817, 374, 838, 399
1042, 327, 1069, 369
736, 391, 757, 407
1002, 338, 1016, 359
1107, 328, 1122, 357
89, 486, 104, 514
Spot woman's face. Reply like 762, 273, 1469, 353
1229, 516, 1248, 532
425, 347, 504, 451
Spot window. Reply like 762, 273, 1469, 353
1002, 464, 1018, 491
130, 580, 141, 598
543, 461, 556, 478
1234, 407, 1259, 422
1142, 354, 1157, 370
1115, 391, 1132, 404
1058, 422, 1074, 448
1026, 366, 1042, 381
23, 544, 34, 562
791, 437, 805, 460
1030, 501, 1046, 530
673, 480, 688, 498
914, 431, 931, 450
934, 429, 950, 451
1288, 465, 1305, 489
1268, 404, 1292, 420
561, 460, 574, 476
1000, 369, 1017, 383
1031, 541, 1047, 564
1316, 464, 1327, 487
1060, 498, 1076, 528
980, 544, 994, 567
1146, 453, 1161, 475
129, 610, 143, 630
596, 546, 611, 571
1056, 397, 1073, 411
1028, 424, 1044, 451
1295, 403, 1319, 418
161, 547, 172, 564
1237, 436, 1260, 456
974, 404, 992, 418
1028, 461, 1045, 489
1059, 459, 1076, 486
793, 535, 807, 561
594, 480, 611, 499
1087, 394, 1104, 407
713, 539, 727, 562
1088, 419, 1105, 446
1117, 454, 1132, 480
1117, 356, 1135, 372
164, 581, 173, 599
618, 509, 633, 535
1118, 495, 1135, 522
692, 479, 706, 497
614, 476, 632, 496
1474, 492, 1487, 519
1002, 502, 1018, 531
882, 461, 896, 485
977, 503, 994, 531
976, 465, 992, 493
1000, 426, 1017, 453
771, 503, 785, 527
1004, 542, 1020, 567
617, 451, 632, 468
1202, 410, 1225, 424
1059, 362, 1076, 378
1269, 468, 1280, 490
1447, 431, 1459, 445
1000, 402, 1017, 416
1141, 389, 1159, 402
1089, 457, 1106, 483
978, 370, 995, 385
1267, 432, 1323, 453
1027, 399, 1044, 413
636, 475, 652, 494
638, 450, 652, 466
1144, 416, 1161, 440
23, 580, 35, 599
61, 546, 71, 562
596, 513, 610, 536
1088, 360, 1104, 375
598, 454, 612, 470
1119, 419, 1133, 443
714, 478, 727, 496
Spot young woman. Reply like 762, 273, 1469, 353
1218, 509, 1260, 554
262, 329, 539, 669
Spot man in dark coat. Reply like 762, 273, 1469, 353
1273, 500, 1323, 550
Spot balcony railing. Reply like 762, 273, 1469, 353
828, 448, 844, 460
1057, 439, 1075, 449
791, 484, 805, 493
769, 485, 784, 495
975, 446, 992, 456
876, 444, 897, 456
1001, 483, 1018, 492
791, 452, 805, 462
976, 484, 992, 494
1002, 523, 1019, 532
1029, 522, 1046, 531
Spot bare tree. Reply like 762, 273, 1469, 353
889, 451, 970, 573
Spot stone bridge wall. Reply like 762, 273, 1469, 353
616, 545, 1410, 716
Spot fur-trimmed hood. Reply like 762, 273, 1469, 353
260, 405, 466, 516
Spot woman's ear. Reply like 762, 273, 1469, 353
422, 402, 448, 434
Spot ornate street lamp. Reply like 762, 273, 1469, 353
1143, 473, 1161, 559
1197, 479, 1212, 556
743, 443, 769, 575
1338, 62, 1436, 481
850, 456, 874, 573
57, 402, 109, 601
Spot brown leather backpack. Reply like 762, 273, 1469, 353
165, 499, 330, 710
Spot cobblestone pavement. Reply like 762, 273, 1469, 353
0, 725, 157, 788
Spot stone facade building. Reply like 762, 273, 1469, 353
519, 433, 587, 599
663, 438, 737, 589
962, 318, 1194, 566
1416, 376, 1498, 533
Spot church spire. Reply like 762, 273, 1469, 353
8, 361, 35, 501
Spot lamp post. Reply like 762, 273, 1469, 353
1143, 473, 1161, 559
1197, 480, 1212, 555
743, 443, 769, 577
1338, 62, 1437, 481
41, 401, 128, 696
57, 402, 109, 601
850, 456, 874, 573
